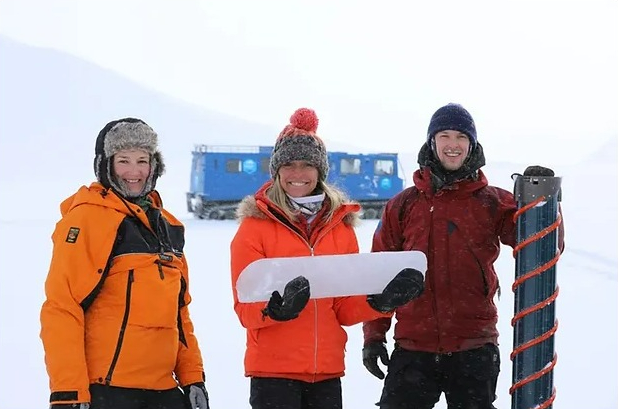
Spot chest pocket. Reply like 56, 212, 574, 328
127, 262, 182, 328
457, 192, 501, 248
98, 256, 182, 329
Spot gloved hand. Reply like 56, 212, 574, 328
50, 404, 90, 409
182, 382, 210, 409
262, 276, 310, 321
367, 268, 424, 313
362, 341, 390, 379
523, 165, 554, 176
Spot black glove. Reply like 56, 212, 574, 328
182, 382, 209, 409
362, 341, 390, 380
262, 275, 310, 321
523, 165, 554, 177
367, 268, 424, 313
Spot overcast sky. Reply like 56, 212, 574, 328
1, 0, 616, 165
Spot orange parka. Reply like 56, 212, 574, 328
230, 181, 388, 382
40, 183, 204, 405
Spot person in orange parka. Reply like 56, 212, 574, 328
230, 108, 425, 409
40, 118, 210, 409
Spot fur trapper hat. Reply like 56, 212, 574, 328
93, 117, 165, 197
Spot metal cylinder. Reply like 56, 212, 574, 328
511, 173, 562, 409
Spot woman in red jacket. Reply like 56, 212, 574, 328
230, 108, 424, 409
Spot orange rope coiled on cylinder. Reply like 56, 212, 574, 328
509, 195, 562, 409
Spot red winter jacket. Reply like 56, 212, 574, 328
231, 181, 388, 382
364, 168, 523, 353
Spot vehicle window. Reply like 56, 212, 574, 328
340, 158, 361, 175
226, 159, 242, 173
374, 159, 394, 175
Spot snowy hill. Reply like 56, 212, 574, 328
0, 36, 277, 219
0, 36, 388, 220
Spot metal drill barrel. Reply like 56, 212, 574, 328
511, 171, 562, 409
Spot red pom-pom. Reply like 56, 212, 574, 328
289, 108, 318, 133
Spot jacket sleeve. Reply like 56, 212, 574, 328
372, 190, 410, 253
230, 219, 280, 330
495, 188, 518, 248
334, 296, 391, 326
174, 256, 206, 387
362, 318, 393, 345
40, 215, 116, 405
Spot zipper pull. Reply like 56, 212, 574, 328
156, 260, 164, 280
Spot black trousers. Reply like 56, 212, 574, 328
249, 377, 342, 409
89, 384, 188, 409
378, 344, 500, 409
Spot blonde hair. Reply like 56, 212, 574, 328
266, 175, 352, 223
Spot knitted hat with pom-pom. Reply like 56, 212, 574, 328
269, 108, 329, 181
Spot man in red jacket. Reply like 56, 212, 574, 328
362, 103, 564, 409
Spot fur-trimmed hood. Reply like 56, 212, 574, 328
235, 192, 360, 228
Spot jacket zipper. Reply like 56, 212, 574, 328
105, 269, 134, 384
311, 220, 343, 375
313, 299, 319, 376
119, 196, 173, 280
261, 202, 347, 374
428, 200, 442, 351
276, 222, 323, 374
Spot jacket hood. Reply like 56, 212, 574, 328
413, 167, 489, 197
417, 141, 486, 191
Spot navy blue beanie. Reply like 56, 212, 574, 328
426, 103, 477, 147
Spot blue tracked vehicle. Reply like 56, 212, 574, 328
187, 145, 405, 220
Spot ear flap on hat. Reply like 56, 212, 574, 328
152, 151, 166, 178
94, 153, 111, 188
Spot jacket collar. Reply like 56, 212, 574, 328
236, 180, 359, 228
